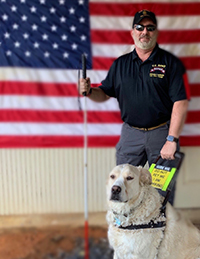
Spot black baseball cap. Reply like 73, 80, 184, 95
132, 10, 157, 28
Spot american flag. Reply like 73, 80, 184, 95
0, 0, 199, 148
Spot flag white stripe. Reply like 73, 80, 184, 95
92, 43, 200, 58
0, 96, 119, 111
188, 97, 200, 111
0, 122, 199, 136
0, 123, 122, 135
0, 68, 199, 84
91, 16, 200, 30
0, 96, 199, 111
182, 124, 200, 136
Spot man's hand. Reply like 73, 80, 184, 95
160, 141, 177, 160
79, 77, 91, 96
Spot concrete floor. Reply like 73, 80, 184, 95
0, 209, 200, 230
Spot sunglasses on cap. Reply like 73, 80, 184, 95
134, 24, 157, 32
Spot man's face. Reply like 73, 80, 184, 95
131, 18, 158, 50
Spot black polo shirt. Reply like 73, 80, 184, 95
99, 44, 188, 128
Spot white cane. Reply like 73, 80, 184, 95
82, 54, 89, 259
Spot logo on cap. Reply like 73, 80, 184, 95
140, 10, 149, 18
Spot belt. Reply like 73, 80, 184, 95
131, 122, 167, 131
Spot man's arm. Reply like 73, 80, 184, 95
79, 78, 110, 102
160, 99, 189, 160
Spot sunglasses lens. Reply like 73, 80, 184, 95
147, 26, 156, 31
135, 25, 144, 31
135, 25, 156, 31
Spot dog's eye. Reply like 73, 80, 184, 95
127, 176, 134, 181
110, 175, 115, 179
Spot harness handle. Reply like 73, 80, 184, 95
153, 151, 185, 215
153, 151, 185, 170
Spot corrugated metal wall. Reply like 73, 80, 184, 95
0, 148, 116, 215
0, 147, 200, 215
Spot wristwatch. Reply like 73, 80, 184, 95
166, 135, 179, 143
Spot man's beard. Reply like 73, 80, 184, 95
133, 34, 157, 50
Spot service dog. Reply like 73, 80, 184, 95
106, 164, 200, 259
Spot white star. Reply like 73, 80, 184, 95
41, 16, 47, 22
61, 34, 67, 41
79, 0, 84, 4
69, 7, 75, 14
23, 33, 29, 39
21, 15, 28, 21
30, 6, 36, 13
14, 41, 20, 48
6, 50, 12, 56
80, 35, 86, 41
70, 25, 76, 32
25, 51, 31, 57
71, 43, 78, 50
42, 34, 48, 40
79, 17, 85, 23
59, 0, 65, 4
63, 52, 69, 58
20, 0, 26, 3
13, 23, 19, 29
4, 32, 10, 38
11, 5, 17, 12
44, 52, 50, 58
2, 14, 8, 21
60, 16, 66, 23
52, 43, 59, 49
32, 24, 38, 30
51, 25, 57, 32
50, 7, 56, 13
1, 0, 6, 2
33, 42, 39, 48
40, 0, 45, 4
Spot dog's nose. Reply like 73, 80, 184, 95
112, 185, 121, 194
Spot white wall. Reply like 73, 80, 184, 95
0, 147, 199, 215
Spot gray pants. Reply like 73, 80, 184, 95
116, 122, 179, 205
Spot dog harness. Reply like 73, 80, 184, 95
113, 200, 167, 230
118, 219, 166, 230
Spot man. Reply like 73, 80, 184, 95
79, 10, 189, 204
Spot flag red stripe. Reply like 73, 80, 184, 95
180, 136, 200, 146
0, 110, 122, 123
185, 111, 200, 123
0, 82, 79, 96
92, 57, 116, 70
92, 57, 200, 71
190, 84, 200, 97
180, 57, 200, 70
0, 135, 199, 148
89, 2, 200, 16
91, 30, 200, 44
1, 81, 199, 97
0, 110, 199, 123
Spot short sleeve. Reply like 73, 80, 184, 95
168, 58, 188, 102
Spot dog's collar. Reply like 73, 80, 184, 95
118, 219, 166, 230
112, 208, 134, 219
113, 205, 166, 230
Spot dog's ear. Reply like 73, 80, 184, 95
137, 166, 152, 186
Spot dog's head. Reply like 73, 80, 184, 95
107, 164, 152, 203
